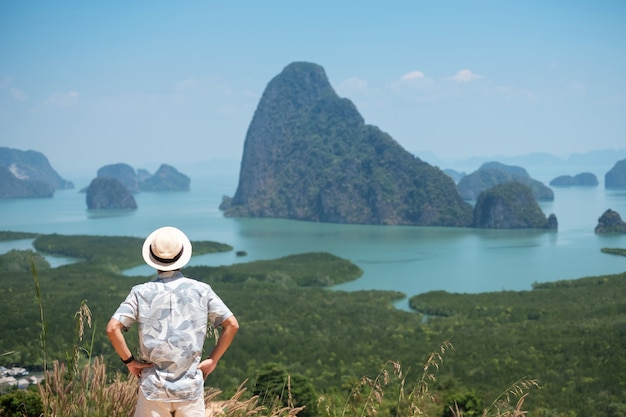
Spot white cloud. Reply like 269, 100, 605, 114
175, 77, 198, 90
0, 76, 28, 102
452, 69, 482, 83
10, 87, 28, 102
496, 85, 536, 101
43, 91, 79, 107
338, 77, 368, 93
400, 70, 425, 81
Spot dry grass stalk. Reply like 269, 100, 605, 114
204, 380, 304, 417
320, 341, 454, 417
38, 356, 137, 417
480, 379, 538, 417
448, 380, 538, 417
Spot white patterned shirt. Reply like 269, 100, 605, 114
112, 271, 233, 401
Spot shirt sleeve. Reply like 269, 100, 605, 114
111, 289, 139, 328
206, 287, 233, 328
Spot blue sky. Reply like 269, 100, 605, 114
1, 1, 625, 177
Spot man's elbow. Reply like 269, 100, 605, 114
106, 319, 122, 338
225, 316, 240, 333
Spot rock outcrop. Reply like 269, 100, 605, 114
594, 209, 626, 234
605, 159, 626, 189
0, 147, 73, 198
457, 161, 554, 201
550, 172, 598, 187
97, 163, 140, 192
85, 178, 137, 209
472, 182, 557, 229
0, 166, 54, 198
222, 62, 473, 226
140, 164, 190, 192
92, 163, 190, 193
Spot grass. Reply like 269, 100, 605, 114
34, 342, 536, 417
1, 262, 537, 417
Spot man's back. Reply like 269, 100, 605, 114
113, 271, 232, 400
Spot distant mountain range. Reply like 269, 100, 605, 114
416, 149, 626, 183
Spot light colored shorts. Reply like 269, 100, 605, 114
135, 389, 205, 417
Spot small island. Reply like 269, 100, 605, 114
83, 162, 191, 209
595, 209, 626, 234
549, 172, 598, 187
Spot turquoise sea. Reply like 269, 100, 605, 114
2, 171, 626, 308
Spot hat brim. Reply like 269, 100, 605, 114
142, 227, 193, 271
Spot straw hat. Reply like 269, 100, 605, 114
142, 226, 192, 271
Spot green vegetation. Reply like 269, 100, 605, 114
0, 231, 625, 416
601, 247, 626, 257
472, 182, 554, 229
457, 163, 553, 201
32, 233, 232, 270
409, 274, 626, 414
0, 231, 40, 241
185, 252, 362, 287
0, 250, 50, 273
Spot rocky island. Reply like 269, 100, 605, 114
140, 164, 190, 192
221, 61, 473, 227
89, 163, 190, 193
605, 158, 626, 189
549, 172, 598, 187
472, 182, 557, 229
457, 161, 554, 201
594, 209, 626, 234
0, 147, 73, 198
83, 162, 190, 209
85, 177, 137, 210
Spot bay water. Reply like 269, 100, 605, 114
1, 172, 626, 308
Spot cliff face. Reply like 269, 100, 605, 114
605, 159, 626, 189
85, 162, 189, 209
95, 163, 190, 193
0, 167, 54, 198
594, 209, 626, 234
140, 164, 190, 192
85, 178, 137, 209
0, 147, 74, 198
223, 62, 473, 226
97, 163, 139, 192
457, 161, 554, 201
472, 182, 557, 229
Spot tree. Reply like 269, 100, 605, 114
252, 362, 318, 417
442, 390, 483, 417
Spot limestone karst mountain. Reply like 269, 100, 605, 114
0, 147, 73, 198
83, 163, 190, 209
605, 158, 626, 189
594, 209, 626, 234
222, 62, 473, 227
457, 161, 554, 201
85, 177, 137, 209
472, 182, 557, 229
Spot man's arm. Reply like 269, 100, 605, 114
199, 315, 239, 379
106, 318, 152, 378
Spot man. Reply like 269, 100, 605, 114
107, 226, 239, 417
